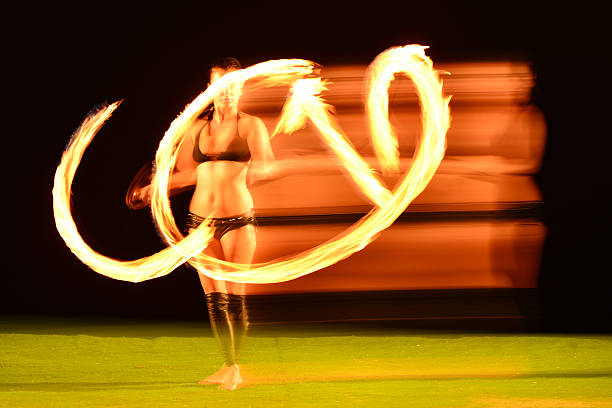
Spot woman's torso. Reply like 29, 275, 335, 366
189, 113, 253, 217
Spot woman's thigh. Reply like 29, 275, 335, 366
220, 224, 256, 295
190, 228, 227, 294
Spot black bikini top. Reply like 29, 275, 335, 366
192, 114, 251, 163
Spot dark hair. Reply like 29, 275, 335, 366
210, 57, 242, 73
201, 57, 242, 120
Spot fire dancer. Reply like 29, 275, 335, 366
132, 57, 274, 391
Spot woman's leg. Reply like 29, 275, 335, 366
220, 223, 256, 295
196, 238, 228, 295
218, 223, 256, 390
195, 235, 234, 385
221, 222, 256, 350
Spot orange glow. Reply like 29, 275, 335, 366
245, 221, 545, 294
230, 60, 545, 294
52, 60, 316, 282
156, 45, 451, 283
53, 46, 451, 284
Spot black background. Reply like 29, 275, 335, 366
11, 2, 611, 331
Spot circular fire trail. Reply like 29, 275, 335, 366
53, 45, 451, 283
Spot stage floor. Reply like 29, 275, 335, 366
1, 315, 611, 407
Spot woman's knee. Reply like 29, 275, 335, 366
198, 272, 227, 294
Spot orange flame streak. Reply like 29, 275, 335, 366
53, 47, 450, 284
52, 60, 317, 283
366, 48, 400, 173
276, 78, 392, 207
151, 45, 450, 283
366, 45, 450, 174
52, 102, 214, 283
149, 60, 317, 254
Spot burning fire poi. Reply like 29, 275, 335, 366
53, 45, 451, 283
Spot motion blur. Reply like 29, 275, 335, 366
241, 61, 545, 328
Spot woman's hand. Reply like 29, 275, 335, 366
246, 163, 273, 187
132, 184, 152, 204
245, 168, 259, 187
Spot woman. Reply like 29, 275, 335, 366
134, 57, 274, 391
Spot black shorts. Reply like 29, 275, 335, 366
185, 210, 256, 241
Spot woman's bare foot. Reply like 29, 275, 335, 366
198, 364, 230, 385
218, 364, 242, 391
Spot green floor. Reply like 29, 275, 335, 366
1, 315, 611, 407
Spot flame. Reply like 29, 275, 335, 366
53, 46, 451, 284
152, 45, 451, 283
52, 102, 214, 283
52, 60, 317, 282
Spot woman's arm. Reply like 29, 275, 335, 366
243, 115, 275, 186
133, 121, 201, 203
169, 120, 199, 190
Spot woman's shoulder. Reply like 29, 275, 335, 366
187, 118, 208, 138
192, 118, 209, 127
238, 112, 264, 129
238, 113, 267, 140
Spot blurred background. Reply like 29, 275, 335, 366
11, 2, 610, 332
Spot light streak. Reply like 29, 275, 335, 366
52, 102, 214, 283
53, 46, 451, 284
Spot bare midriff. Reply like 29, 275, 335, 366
189, 161, 252, 218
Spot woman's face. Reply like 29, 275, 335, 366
210, 67, 242, 110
